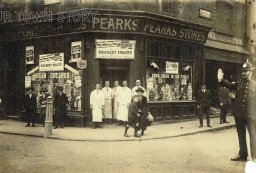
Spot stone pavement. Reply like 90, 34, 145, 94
0, 116, 235, 142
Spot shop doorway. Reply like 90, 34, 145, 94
100, 60, 129, 87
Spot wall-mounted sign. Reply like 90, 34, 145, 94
199, 9, 211, 19
208, 31, 243, 46
25, 76, 32, 88
39, 53, 64, 71
70, 41, 82, 63
25, 46, 34, 65
77, 59, 87, 69
166, 61, 179, 74
95, 40, 136, 59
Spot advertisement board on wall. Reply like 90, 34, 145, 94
95, 40, 135, 59
166, 61, 179, 74
25, 46, 34, 65
39, 53, 64, 71
70, 41, 82, 63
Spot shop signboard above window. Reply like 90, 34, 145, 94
25, 46, 34, 65
39, 53, 64, 71
95, 40, 136, 59
166, 61, 179, 74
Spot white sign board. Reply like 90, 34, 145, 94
166, 61, 179, 74
25, 76, 32, 88
95, 40, 135, 59
70, 41, 82, 63
39, 53, 64, 71
26, 46, 34, 65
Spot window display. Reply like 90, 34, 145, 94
146, 59, 193, 102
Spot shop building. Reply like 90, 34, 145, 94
0, 9, 210, 123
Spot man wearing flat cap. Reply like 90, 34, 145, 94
24, 87, 37, 127
218, 61, 256, 162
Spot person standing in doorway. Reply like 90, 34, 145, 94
39, 88, 49, 127
131, 80, 146, 97
219, 86, 230, 124
24, 87, 37, 127
117, 80, 131, 126
102, 81, 113, 123
90, 84, 105, 129
113, 81, 122, 121
197, 84, 212, 128
53, 87, 68, 129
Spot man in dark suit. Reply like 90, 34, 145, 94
53, 87, 68, 129
219, 86, 230, 124
24, 87, 37, 127
197, 84, 212, 128
218, 61, 256, 162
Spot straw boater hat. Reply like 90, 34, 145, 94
135, 87, 145, 93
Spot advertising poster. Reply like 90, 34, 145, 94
39, 53, 64, 71
166, 61, 179, 74
70, 41, 82, 63
25, 76, 32, 88
25, 46, 34, 65
95, 40, 136, 59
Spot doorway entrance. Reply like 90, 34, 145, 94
100, 60, 129, 87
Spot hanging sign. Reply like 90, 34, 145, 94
166, 61, 179, 74
70, 41, 82, 63
77, 59, 87, 69
39, 53, 64, 71
25, 46, 34, 65
95, 40, 135, 59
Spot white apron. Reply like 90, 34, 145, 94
102, 87, 113, 119
117, 87, 131, 122
113, 86, 122, 120
90, 90, 105, 122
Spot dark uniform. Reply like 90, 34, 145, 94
219, 86, 229, 124
137, 93, 149, 136
38, 89, 49, 126
24, 87, 37, 127
53, 89, 68, 128
197, 87, 212, 127
220, 62, 256, 161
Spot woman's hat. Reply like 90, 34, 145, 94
26, 87, 34, 91
135, 87, 145, 93
42, 88, 48, 92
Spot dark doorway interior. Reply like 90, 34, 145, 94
100, 60, 130, 87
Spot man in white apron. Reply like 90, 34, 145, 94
117, 80, 131, 125
90, 84, 105, 129
113, 81, 122, 121
102, 81, 113, 123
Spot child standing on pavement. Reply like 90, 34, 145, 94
124, 95, 141, 138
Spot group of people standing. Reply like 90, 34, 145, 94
90, 80, 150, 137
24, 86, 68, 129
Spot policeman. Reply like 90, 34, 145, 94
218, 61, 256, 162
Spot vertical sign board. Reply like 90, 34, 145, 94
95, 40, 136, 59
39, 53, 64, 71
25, 46, 34, 65
70, 41, 82, 63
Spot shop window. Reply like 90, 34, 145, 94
146, 59, 193, 102
150, 40, 160, 57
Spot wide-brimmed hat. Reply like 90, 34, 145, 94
42, 88, 47, 92
135, 87, 145, 93
26, 87, 34, 91
242, 62, 253, 72
57, 86, 63, 91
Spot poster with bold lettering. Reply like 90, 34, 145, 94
95, 40, 135, 59
25, 46, 34, 65
39, 53, 64, 71
70, 41, 82, 63
25, 76, 31, 88
166, 61, 179, 74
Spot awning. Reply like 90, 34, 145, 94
205, 40, 249, 55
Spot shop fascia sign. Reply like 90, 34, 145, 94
10, 14, 209, 44
208, 31, 243, 46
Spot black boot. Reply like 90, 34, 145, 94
124, 126, 129, 137
141, 130, 144, 136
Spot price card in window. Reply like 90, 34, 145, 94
166, 61, 179, 74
